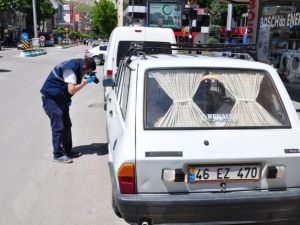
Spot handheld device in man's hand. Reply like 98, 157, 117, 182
84, 72, 99, 84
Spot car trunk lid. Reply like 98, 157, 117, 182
135, 129, 300, 193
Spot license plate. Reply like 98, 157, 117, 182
187, 164, 261, 183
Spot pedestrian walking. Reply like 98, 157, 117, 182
40, 58, 97, 163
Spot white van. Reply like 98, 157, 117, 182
103, 26, 177, 80
103, 27, 177, 110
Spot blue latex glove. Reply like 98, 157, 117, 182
84, 75, 96, 84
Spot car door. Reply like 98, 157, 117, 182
106, 63, 131, 161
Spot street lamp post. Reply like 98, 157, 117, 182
32, 0, 38, 38
226, 2, 233, 32
32, 0, 39, 48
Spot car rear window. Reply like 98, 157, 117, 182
144, 69, 290, 129
99, 45, 107, 51
117, 41, 172, 67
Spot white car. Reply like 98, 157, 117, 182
84, 44, 107, 65
103, 51, 300, 225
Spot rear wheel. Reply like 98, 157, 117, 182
99, 54, 104, 65
92, 55, 101, 65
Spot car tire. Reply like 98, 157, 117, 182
92, 56, 101, 65
112, 192, 122, 218
99, 54, 104, 65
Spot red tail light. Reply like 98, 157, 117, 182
106, 70, 113, 77
135, 29, 142, 32
118, 163, 135, 194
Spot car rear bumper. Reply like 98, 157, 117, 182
109, 163, 300, 224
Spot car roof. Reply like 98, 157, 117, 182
129, 54, 275, 72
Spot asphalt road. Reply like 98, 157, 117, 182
0, 46, 127, 225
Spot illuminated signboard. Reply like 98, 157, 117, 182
148, 2, 181, 28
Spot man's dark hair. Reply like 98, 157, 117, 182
84, 58, 96, 71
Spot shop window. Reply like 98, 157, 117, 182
257, 1, 300, 83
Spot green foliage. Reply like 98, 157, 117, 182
91, 0, 116, 39
38, 0, 55, 30
69, 31, 81, 39
232, 4, 248, 22
0, 0, 28, 13
209, 24, 221, 37
207, 37, 220, 44
0, 0, 55, 35
206, 0, 227, 26
206, 0, 248, 27
55, 27, 69, 36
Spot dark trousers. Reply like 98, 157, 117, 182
42, 96, 72, 158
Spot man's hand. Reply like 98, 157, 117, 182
84, 75, 96, 84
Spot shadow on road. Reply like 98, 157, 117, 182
73, 143, 108, 156
0, 69, 11, 73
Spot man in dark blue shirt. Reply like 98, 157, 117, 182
41, 58, 96, 163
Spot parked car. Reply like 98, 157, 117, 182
62, 38, 70, 45
84, 44, 107, 65
17, 41, 23, 50
103, 26, 177, 110
103, 51, 300, 225
43, 40, 54, 47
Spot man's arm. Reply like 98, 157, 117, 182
68, 79, 87, 95
63, 69, 87, 95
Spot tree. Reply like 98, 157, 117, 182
0, 0, 28, 13
0, 0, 55, 36
206, 0, 227, 26
91, 0, 116, 39
38, 0, 55, 32
206, 0, 248, 26
54, 27, 68, 38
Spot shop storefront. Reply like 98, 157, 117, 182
257, 0, 300, 83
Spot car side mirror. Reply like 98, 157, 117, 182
102, 78, 116, 87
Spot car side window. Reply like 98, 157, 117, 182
115, 62, 126, 100
119, 67, 131, 119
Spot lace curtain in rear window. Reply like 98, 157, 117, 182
145, 69, 290, 128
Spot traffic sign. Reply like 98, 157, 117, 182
21, 32, 29, 41
21, 40, 30, 49
39, 35, 45, 42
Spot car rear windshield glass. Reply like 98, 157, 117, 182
145, 69, 290, 129
117, 41, 172, 67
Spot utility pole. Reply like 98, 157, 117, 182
117, 0, 124, 26
32, 0, 39, 48
32, 0, 38, 38
226, 2, 233, 32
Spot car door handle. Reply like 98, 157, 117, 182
109, 110, 113, 117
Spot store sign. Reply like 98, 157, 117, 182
260, 12, 300, 28
148, 2, 181, 28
